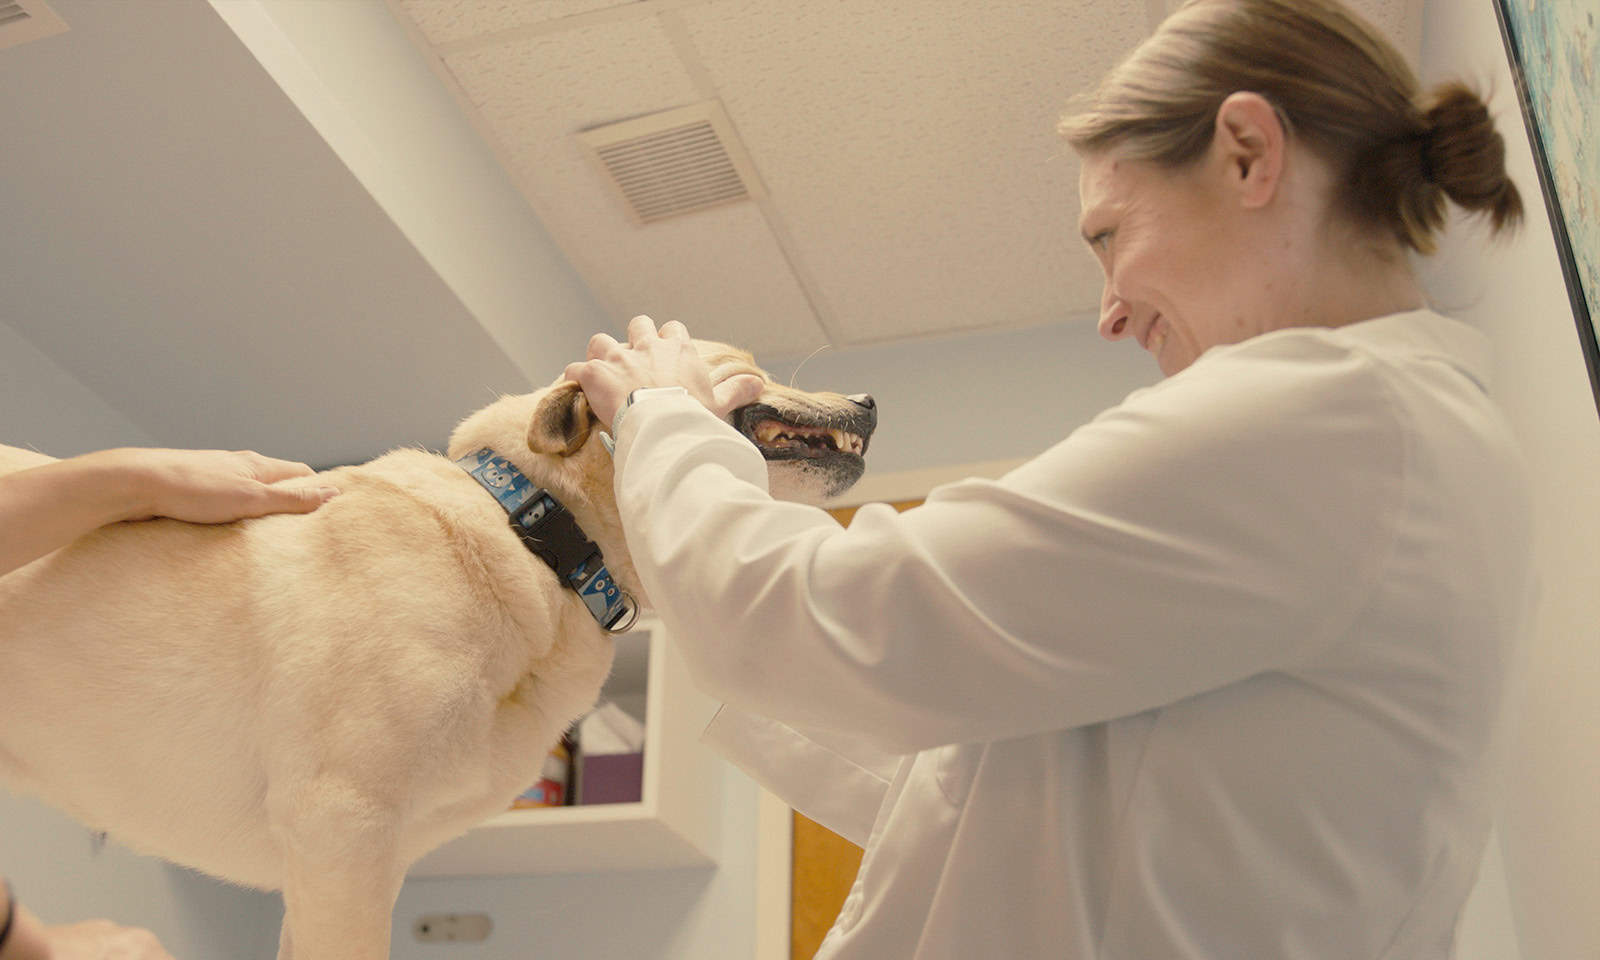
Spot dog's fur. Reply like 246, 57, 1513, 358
0, 342, 874, 960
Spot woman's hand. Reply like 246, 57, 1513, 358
0, 447, 340, 578
33, 919, 175, 960
105, 448, 338, 525
0, 900, 175, 960
563, 316, 764, 430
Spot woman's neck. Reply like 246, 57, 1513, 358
1293, 230, 1427, 330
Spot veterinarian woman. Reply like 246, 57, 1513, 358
566, 0, 1533, 956
0, 448, 336, 960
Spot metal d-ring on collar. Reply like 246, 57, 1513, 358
455, 448, 637, 632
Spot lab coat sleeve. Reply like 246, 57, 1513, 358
613, 338, 1407, 754
700, 703, 903, 847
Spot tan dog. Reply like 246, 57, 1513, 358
0, 342, 875, 960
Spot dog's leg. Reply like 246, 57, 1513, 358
270, 779, 406, 960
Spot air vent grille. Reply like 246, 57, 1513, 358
0, 0, 67, 51
580, 102, 764, 224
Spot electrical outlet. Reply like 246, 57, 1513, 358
412, 913, 492, 944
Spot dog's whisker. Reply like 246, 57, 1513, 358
789, 343, 834, 390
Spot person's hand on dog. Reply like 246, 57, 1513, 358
564, 315, 765, 430
109, 448, 339, 525
41, 920, 176, 960
0, 447, 340, 578
0, 898, 176, 960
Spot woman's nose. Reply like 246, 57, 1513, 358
1098, 292, 1132, 342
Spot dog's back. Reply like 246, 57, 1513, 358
0, 443, 610, 890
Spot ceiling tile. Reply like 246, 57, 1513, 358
678, 0, 1142, 346
398, 0, 628, 47
441, 14, 829, 358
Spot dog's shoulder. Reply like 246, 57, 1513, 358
311, 448, 545, 582
326, 448, 497, 524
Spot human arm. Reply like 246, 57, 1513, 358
700, 704, 902, 847
610, 338, 1404, 754
0, 448, 339, 578
0, 879, 175, 960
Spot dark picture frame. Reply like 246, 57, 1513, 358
1492, 0, 1600, 421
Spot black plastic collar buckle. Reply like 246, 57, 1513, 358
509, 493, 600, 583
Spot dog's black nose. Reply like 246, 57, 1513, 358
848, 393, 876, 411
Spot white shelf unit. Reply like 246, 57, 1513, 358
407, 616, 724, 877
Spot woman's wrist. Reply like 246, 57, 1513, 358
63, 449, 161, 525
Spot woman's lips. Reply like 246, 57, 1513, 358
1147, 323, 1167, 356
1141, 314, 1166, 355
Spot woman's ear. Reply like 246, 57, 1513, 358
527, 381, 595, 456
1212, 91, 1286, 209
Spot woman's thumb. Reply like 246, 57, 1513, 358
270, 483, 341, 515
712, 374, 766, 417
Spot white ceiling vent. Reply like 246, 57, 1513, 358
0, 0, 67, 51
579, 101, 765, 225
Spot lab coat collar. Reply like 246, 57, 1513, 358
1337, 309, 1495, 394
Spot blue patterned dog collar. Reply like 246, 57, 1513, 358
456, 447, 636, 631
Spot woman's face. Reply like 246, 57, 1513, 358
1077, 150, 1268, 377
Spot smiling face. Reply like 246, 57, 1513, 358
1077, 150, 1269, 377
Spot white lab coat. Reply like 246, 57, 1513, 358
612, 310, 1533, 959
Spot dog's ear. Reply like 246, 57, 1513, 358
527, 381, 595, 456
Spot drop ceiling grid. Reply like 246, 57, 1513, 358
677, 0, 1141, 345
398, 0, 624, 48
439, 14, 830, 357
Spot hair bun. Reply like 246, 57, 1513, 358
1421, 82, 1523, 232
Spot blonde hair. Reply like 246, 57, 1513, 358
1058, 0, 1522, 254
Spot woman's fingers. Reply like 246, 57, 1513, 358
244, 480, 338, 518
626, 315, 660, 347
245, 452, 317, 485
587, 332, 620, 361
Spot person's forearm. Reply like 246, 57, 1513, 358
0, 451, 152, 579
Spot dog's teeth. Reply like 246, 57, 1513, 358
755, 418, 864, 455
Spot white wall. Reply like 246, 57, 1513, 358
1418, 4, 1600, 960
210, 0, 605, 386
0, 320, 156, 456
766, 315, 1157, 477
0, 792, 280, 960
